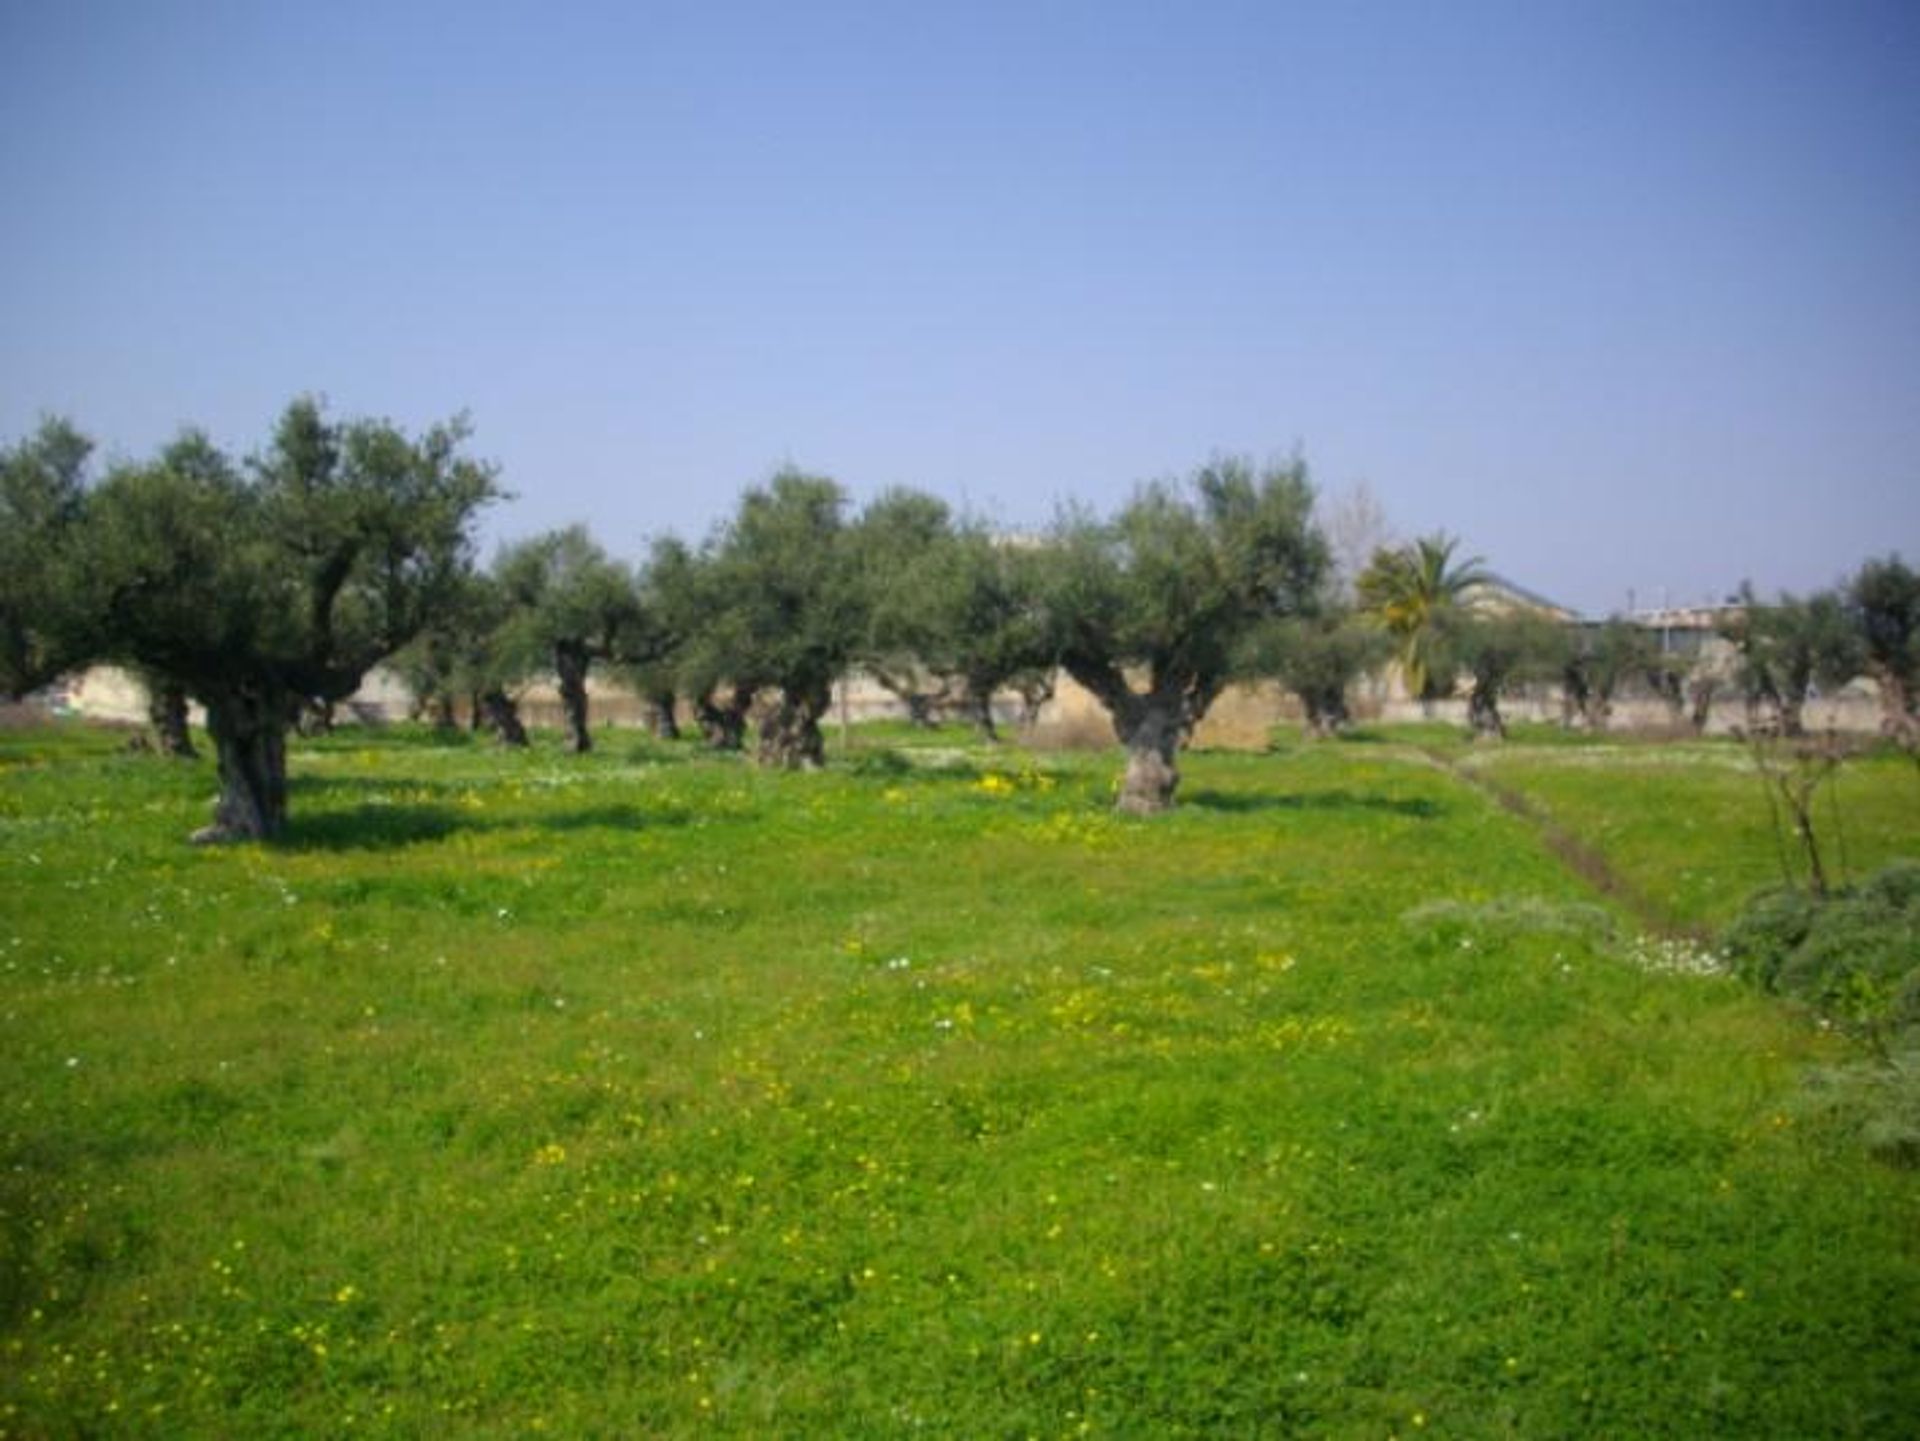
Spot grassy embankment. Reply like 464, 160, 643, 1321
3, 720, 1917, 1436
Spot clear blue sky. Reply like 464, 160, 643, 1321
3, 0, 1915, 614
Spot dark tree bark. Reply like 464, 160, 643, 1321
1290, 679, 1351, 744
1061, 657, 1197, 814
1875, 671, 1915, 735
1777, 692, 1807, 739
480, 687, 528, 747
1014, 672, 1054, 731
295, 698, 334, 736
1178, 675, 1226, 748
427, 692, 458, 730
1651, 671, 1686, 729
757, 681, 829, 770
870, 665, 947, 729
644, 690, 680, 740
1466, 682, 1506, 741
696, 684, 754, 751
147, 678, 197, 759
1298, 680, 1351, 740
194, 686, 291, 843
555, 642, 592, 753
1687, 678, 1717, 734
1113, 700, 1182, 814
963, 687, 999, 744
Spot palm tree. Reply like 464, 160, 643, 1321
1357, 533, 1490, 705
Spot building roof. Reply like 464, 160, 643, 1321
1464, 573, 1580, 622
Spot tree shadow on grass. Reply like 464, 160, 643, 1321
281, 800, 697, 850
1182, 788, 1445, 820
282, 804, 465, 851
539, 803, 695, 833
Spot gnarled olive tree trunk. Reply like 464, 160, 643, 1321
1302, 687, 1350, 740
1063, 660, 1196, 814
1466, 682, 1506, 741
1654, 674, 1687, 730
195, 686, 291, 843
963, 688, 999, 744
480, 687, 528, 747
644, 690, 680, 740
696, 684, 754, 751
1014, 672, 1054, 731
870, 664, 947, 729
1868, 664, 1913, 736
146, 677, 197, 759
757, 681, 829, 770
1687, 678, 1717, 734
296, 697, 334, 736
555, 643, 592, 753
1112, 700, 1182, 814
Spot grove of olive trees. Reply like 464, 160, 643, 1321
7, 404, 1917, 841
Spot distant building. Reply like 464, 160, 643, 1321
1462, 573, 1580, 623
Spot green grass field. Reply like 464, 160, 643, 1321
3, 721, 1917, 1437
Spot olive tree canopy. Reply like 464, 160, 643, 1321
1849, 556, 1920, 736
1044, 456, 1327, 813
75, 398, 497, 841
0, 418, 93, 700
1243, 609, 1387, 740
493, 526, 643, 753
710, 469, 864, 769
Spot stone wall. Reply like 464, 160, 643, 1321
60, 662, 1896, 747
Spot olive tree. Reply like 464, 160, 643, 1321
79, 399, 496, 841
1438, 608, 1565, 740
925, 528, 1055, 742
1719, 593, 1779, 730
862, 502, 1056, 743
1560, 619, 1654, 731
1044, 456, 1327, 813
0, 418, 93, 700
1242, 610, 1385, 739
1848, 555, 1920, 736
709, 469, 863, 769
1723, 585, 1863, 737
1755, 591, 1862, 736
138, 666, 198, 757
635, 536, 758, 751
391, 568, 532, 744
853, 488, 960, 727
493, 526, 642, 753
614, 534, 734, 742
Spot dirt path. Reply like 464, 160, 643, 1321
1416, 746, 1698, 940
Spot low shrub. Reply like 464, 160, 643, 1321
846, 745, 914, 778
1778, 893, 1920, 1028
1721, 862, 1920, 1031
1799, 1043, 1920, 1169
1723, 862, 1920, 1168
1720, 887, 1819, 990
